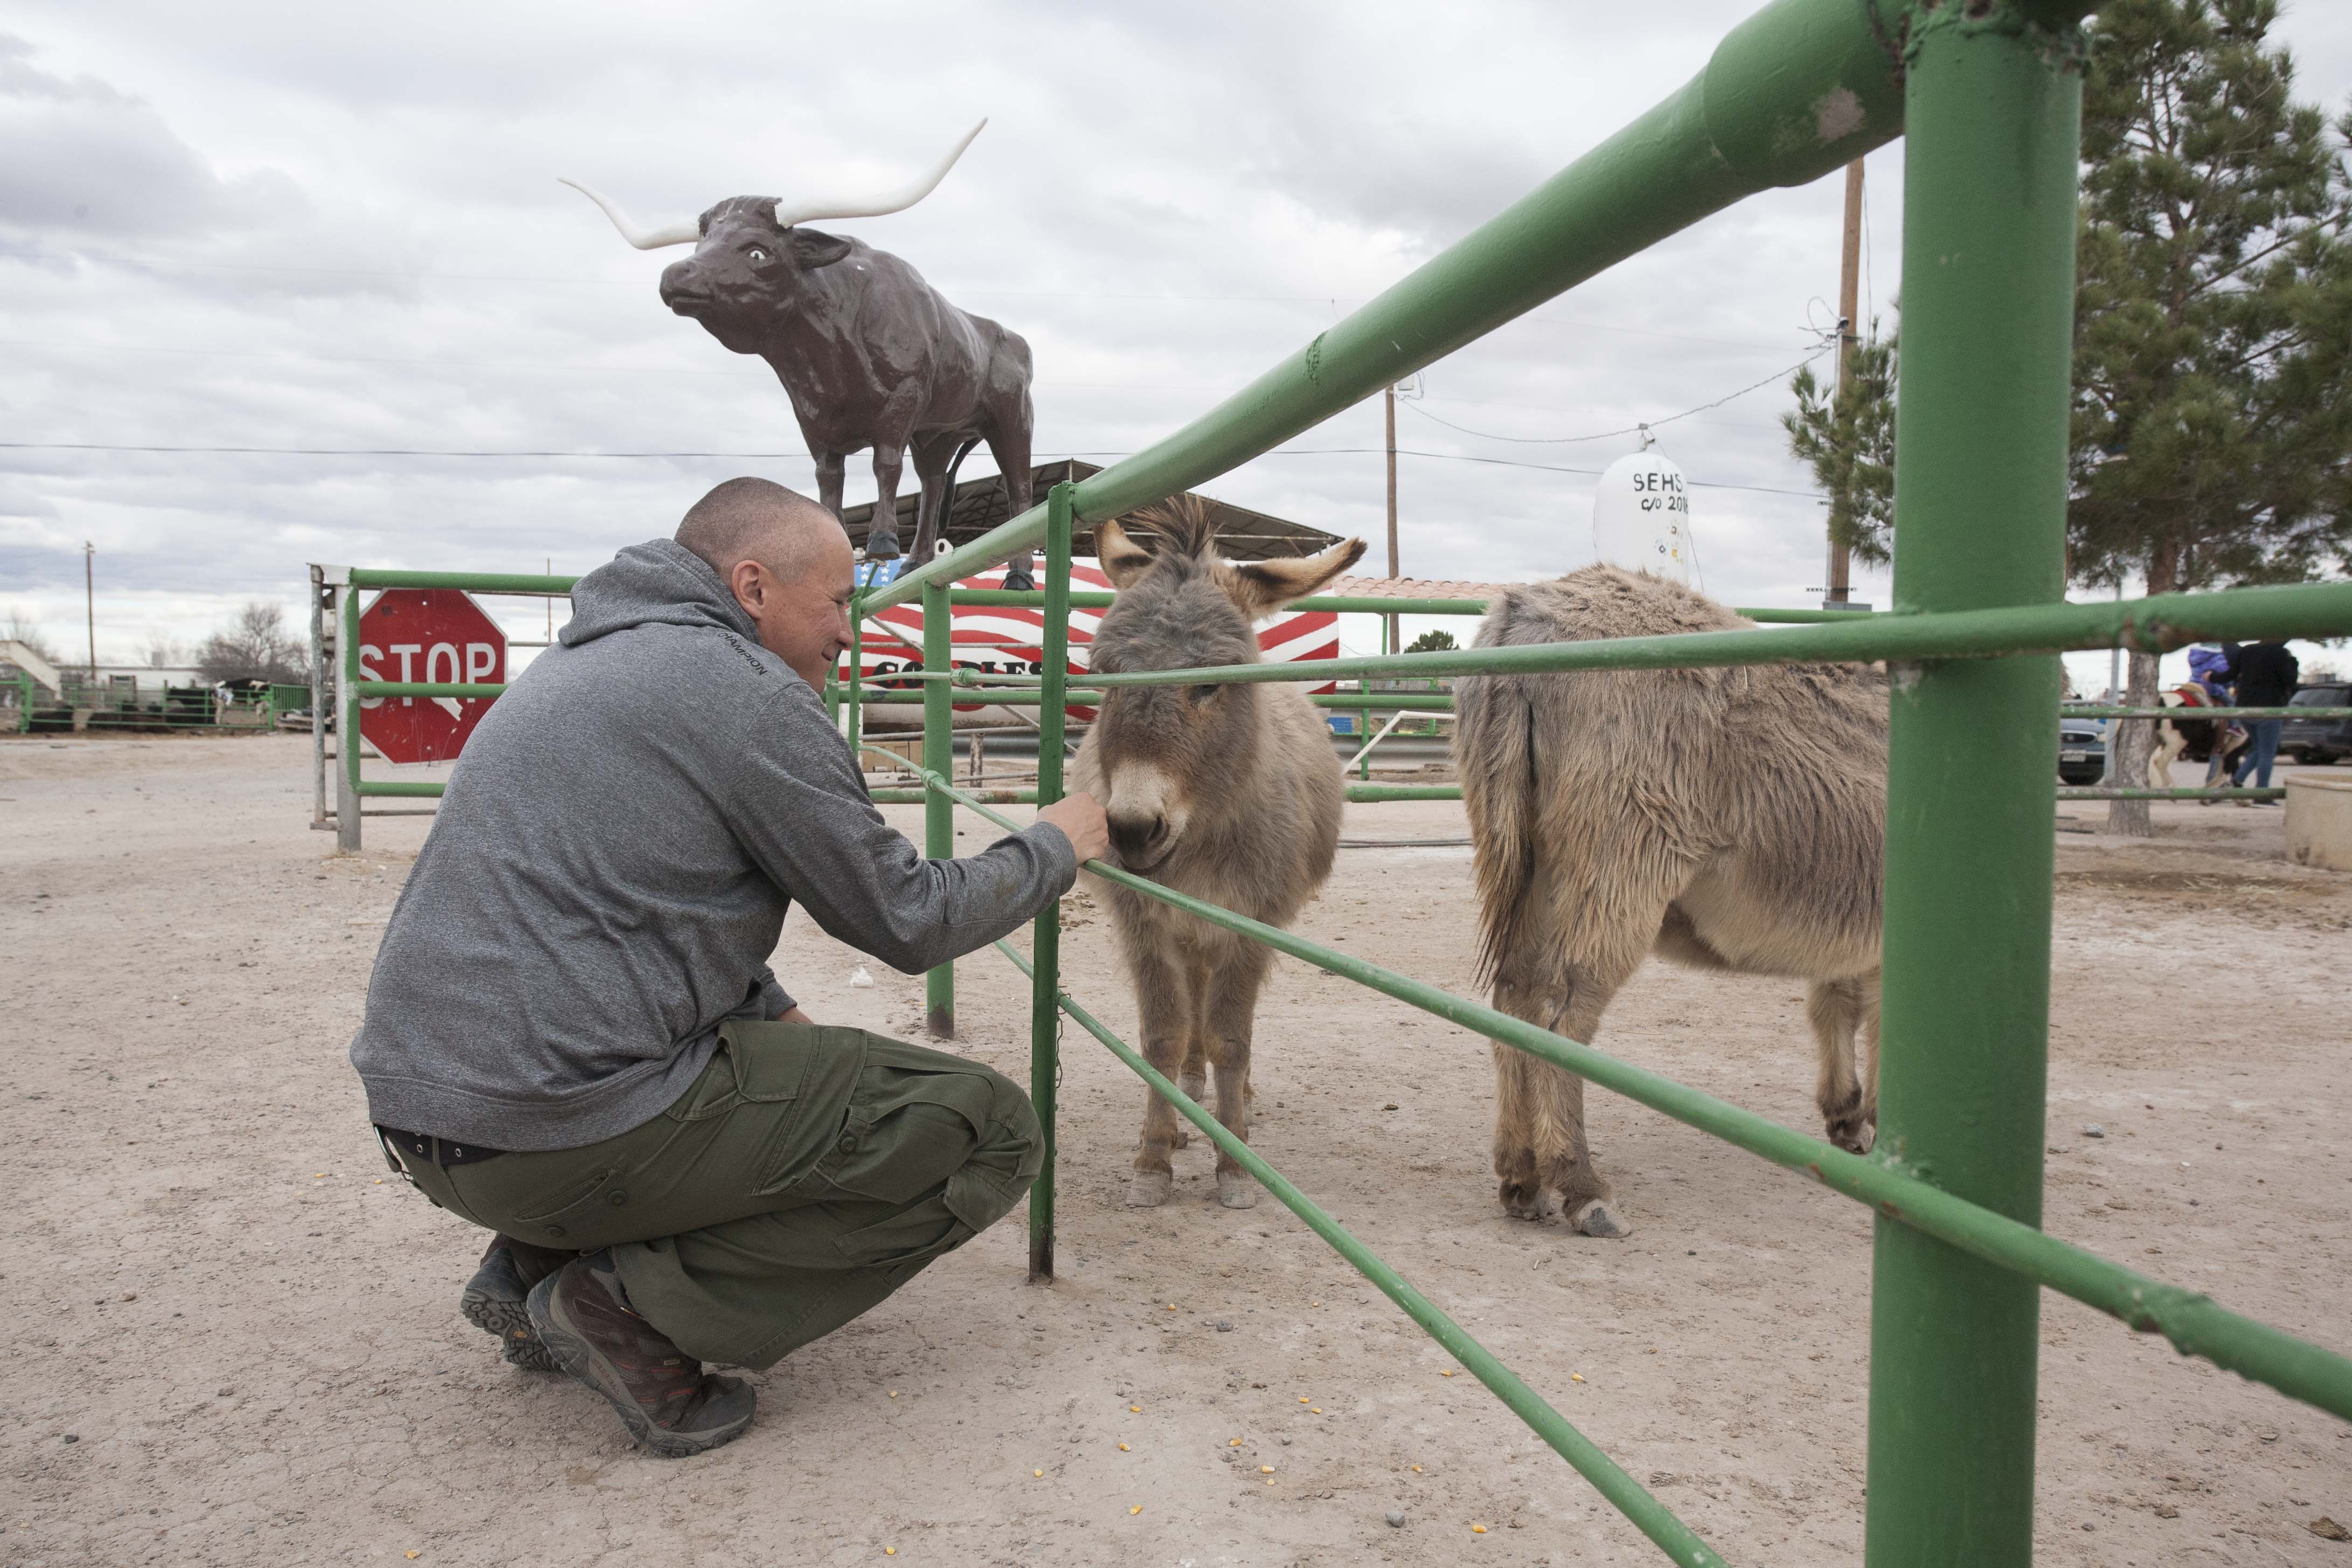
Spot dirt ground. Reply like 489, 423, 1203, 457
3, 731, 2348, 1568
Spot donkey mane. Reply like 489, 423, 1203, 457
1116, 494, 1222, 563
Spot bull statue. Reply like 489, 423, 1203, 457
562, 122, 1036, 584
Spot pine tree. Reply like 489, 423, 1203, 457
1780, 0, 2351, 835
2070, 0, 2352, 832
1782, 325, 1899, 566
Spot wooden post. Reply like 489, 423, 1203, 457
1384, 383, 1401, 656
1828, 157, 1864, 606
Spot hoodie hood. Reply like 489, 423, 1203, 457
560, 538, 761, 648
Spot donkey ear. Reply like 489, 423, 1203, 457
1224, 537, 1367, 616
1094, 519, 1158, 589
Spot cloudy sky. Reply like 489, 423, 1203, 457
4, 0, 2348, 686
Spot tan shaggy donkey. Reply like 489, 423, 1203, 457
1071, 498, 1365, 1210
1456, 565, 1887, 1238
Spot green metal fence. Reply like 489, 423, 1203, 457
836, 3, 2352, 1563
299, 2, 2352, 1557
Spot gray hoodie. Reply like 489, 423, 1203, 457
349, 538, 1075, 1151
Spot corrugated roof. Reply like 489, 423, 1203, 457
838, 459, 1346, 563
1326, 575, 1507, 602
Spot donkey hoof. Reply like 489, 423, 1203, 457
1126, 1170, 1174, 1208
1496, 1179, 1550, 1222
1828, 1118, 1875, 1156
1215, 1171, 1258, 1210
1570, 1200, 1631, 1240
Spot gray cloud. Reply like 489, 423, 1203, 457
0, 0, 2344, 683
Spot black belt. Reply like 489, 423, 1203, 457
376, 1125, 509, 1167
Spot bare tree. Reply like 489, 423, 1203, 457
3, 606, 60, 664
195, 602, 305, 684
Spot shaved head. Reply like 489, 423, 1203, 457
676, 476, 844, 584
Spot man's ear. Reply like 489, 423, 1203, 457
1093, 519, 1158, 589
1223, 537, 1367, 617
788, 228, 855, 269
728, 558, 768, 616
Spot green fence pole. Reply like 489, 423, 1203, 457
1028, 481, 1076, 1282
846, 607, 864, 761
337, 583, 362, 853
1866, 10, 2084, 1566
922, 577, 955, 1040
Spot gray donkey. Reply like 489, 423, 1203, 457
1456, 565, 1887, 1238
1071, 498, 1365, 1209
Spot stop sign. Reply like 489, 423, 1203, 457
356, 589, 508, 764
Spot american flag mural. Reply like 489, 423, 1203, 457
844, 558, 1339, 726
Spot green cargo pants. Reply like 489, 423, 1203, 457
391, 1020, 1041, 1370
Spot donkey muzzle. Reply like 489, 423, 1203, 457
1107, 811, 1171, 872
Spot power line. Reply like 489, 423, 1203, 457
1397, 346, 1833, 445
0, 439, 1824, 498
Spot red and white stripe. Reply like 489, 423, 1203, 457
843, 561, 1338, 724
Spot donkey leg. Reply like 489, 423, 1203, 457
1128, 950, 1194, 1208
1859, 974, 1882, 1129
1538, 979, 1633, 1238
1172, 969, 1211, 1150
1808, 978, 1872, 1154
1203, 951, 1270, 1210
1489, 1036, 1553, 1222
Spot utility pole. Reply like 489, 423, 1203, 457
83, 540, 96, 677
1826, 156, 1864, 606
1384, 382, 1400, 655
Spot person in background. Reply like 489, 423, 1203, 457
2228, 638, 2300, 802
2186, 643, 2244, 788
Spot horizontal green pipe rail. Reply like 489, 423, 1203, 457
866, 783, 1455, 806
864, 0, 1917, 614
947, 587, 1493, 615
872, 787, 1038, 805
358, 681, 506, 699
354, 780, 446, 798
947, 583, 2352, 691
2059, 787, 2285, 801
349, 569, 577, 594
901, 761, 2352, 1425
847, 685, 1453, 713
2062, 706, 2352, 721
988, 937, 1728, 1568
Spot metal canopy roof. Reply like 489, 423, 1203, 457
837, 459, 1346, 563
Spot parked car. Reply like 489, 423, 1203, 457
2281, 682, 2352, 766
2058, 722, 2106, 785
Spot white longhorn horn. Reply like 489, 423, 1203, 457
770, 118, 987, 228
555, 178, 702, 250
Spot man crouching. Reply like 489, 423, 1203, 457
349, 477, 1107, 1456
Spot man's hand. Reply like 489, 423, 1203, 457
775, 1006, 815, 1025
1037, 792, 1110, 864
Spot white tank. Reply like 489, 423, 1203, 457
1592, 434, 1693, 585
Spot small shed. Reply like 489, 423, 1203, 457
837, 459, 1347, 563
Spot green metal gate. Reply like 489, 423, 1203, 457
312, 1, 2352, 1558
841, 2, 2352, 1562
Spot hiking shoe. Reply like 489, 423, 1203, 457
528, 1252, 756, 1459
459, 1234, 573, 1372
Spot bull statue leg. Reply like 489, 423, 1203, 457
866, 439, 911, 564
906, 433, 971, 565
1201, 944, 1272, 1209
812, 450, 849, 532
1127, 945, 1196, 1208
985, 387, 1035, 592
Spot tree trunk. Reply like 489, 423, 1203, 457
2105, 648, 2160, 836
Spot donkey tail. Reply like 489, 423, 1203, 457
1457, 659, 1541, 992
